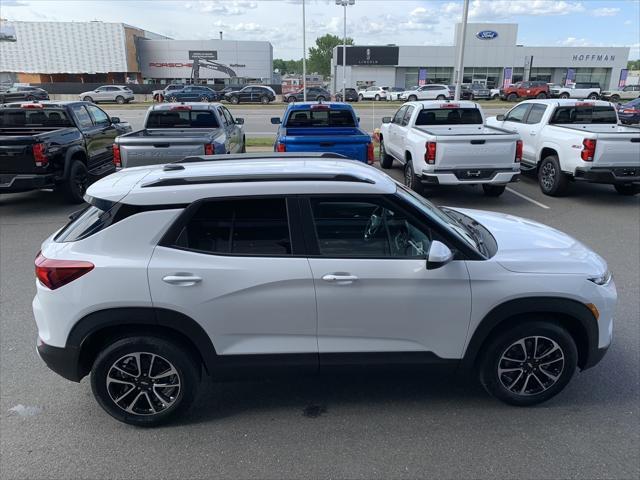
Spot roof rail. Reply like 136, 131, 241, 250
174, 152, 349, 164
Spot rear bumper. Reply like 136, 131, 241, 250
36, 337, 82, 382
574, 167, 640, 185
0, 173, 56, 193
420, 168, 520, 185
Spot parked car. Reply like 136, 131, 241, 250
284, 87, 331, 103
600, 84, 640, 103
0, 101, 130, 202
113, 103, 245, 168
224, 85, 275, 104
447, 84, 473, 100
163, 85, 219, 103
359, 86, 389, 101
152, 84, 185, 102
385, 87, 406, 101
490, 88, 501, 100
219, 85, 245, 96
465, 83, 492, 100
334, 87, 359, 102
0, 85, 49, 103
617, 98, 640, 124
550, 82, 601, 100
271, 102, 373, 163
79, 85, 135, 104
33, 154, 616, 425
379, 101, 521, 196
500, 81, 550, 101
487, 99, 640, 196
400, 85, 450, 102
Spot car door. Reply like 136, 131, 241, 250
521, 103, 547, 163
147, 196, 318, 357
239, 87, 252, 102
386, 105, 408, 158
499, 103, 531, 139
217, 106, 236, 152
85, 104, 119, 166
69, 103, 105, 168
303, 195, 471, 358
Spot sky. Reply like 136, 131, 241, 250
1, 0, 639, 60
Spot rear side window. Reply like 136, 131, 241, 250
550, 106, 617, 124
415, 108, 482, 125
173, 198, 291, 255
285, 108, 356, 127
0, 109, 72, 127
525, 104, 547, 124
146, 110, 219, 128
70, 105, 94, 128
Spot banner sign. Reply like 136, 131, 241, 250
565, 68, 576, 86
189, 50, 218, 60
502, 67, 513, 88
418, 68, 428, 86
336, 47, 399, 66
618, 69, 628, 88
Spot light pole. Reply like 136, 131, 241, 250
454, 0, 469, 101
302, 0, 307, 101
336, 0, 355, 99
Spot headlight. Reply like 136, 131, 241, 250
588, 270, 612, 285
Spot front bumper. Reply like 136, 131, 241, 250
574, 167, 640, 185
0, 173, 56, 193
36, 337, 82, 382
420, 168, 520, 185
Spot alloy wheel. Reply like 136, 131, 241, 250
540, 162, 556, 191
498, 336, 565, 396
106, 352, 181, 416
404, 164, 413, 188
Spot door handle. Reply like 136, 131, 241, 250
529, 131, 537, 136
322, 274, 358, 283
162, 274, 202, 286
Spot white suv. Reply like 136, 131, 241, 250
359, 86, 389, 101
400, 85, 450, 102
34, 154, 615, 426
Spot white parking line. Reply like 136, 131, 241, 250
506, 187, 550, 209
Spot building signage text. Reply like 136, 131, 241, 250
572, 54, 615, 61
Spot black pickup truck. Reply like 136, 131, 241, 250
0, 101, 131, 203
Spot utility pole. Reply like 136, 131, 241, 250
336, 0, 355, 99
302, 0, 307, 101
454, 0, 469, 101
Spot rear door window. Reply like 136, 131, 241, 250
70, 104, 94, 129
525, 104, 547, 124
550, 106, 617, 124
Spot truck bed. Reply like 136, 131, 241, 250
413, 125, 515, 136
280, 127, 371, 162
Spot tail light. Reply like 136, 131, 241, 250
515, 140, 523, 163
276, 143, 286, 152
33, 143, 48, 167
581, 138, 597, 162
204, 144, 214, 155
35, 252, 94, 290
425, 142, 436, 164
366, 142, 374, 165
112, 144, 121, 168
622, 108, 639, 114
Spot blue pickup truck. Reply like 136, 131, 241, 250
271, 102, 373, 163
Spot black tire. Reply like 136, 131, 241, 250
168, 96, 178, 103
379, 138, 394, 169
436, 95, 446, 100
614, 184, 640, 196
27, 95, 36, 101
230, 96, 239, 104
479, 320, 578, 406
588, 93, 599, 100
240, 136, 246, 153
482, 184, 506, 197
404, 160, 425, 195
115, 95, 125, 105
335, 95, 343, 102
536, 92, 547, 99
358, 93, 364, 101
316, 96, 325, 102
468, 93, 474, 101
374, 94, 380, 101
610, 94, 620, 103
507, 93, 518, 102
199, 96, 209, 102
91, 336, 200, 427
559, 92, 570, 99
83, 96, 94, 103
60, 160, 89, 204
538, 155, 569, 196
492, 94, 499, 100
260, 96, 270, 104
408, 95, 417, 102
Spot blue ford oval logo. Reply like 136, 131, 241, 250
476, 30, 498, 40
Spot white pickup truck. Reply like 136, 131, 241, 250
487, 99, 640, 196
379, 101, 522, 196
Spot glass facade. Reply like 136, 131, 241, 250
462, 67, 502, 88
529, 68, 553, 83
560, 68, 611, 89
404, 67, 453, 88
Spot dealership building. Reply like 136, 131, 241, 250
331, 23, 630, 92
0, 21, 273, 86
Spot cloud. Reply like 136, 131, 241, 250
186, 0, 258, 16
441, 0, 585, 21
557, 37, 593, 47
590, 7, 620, 17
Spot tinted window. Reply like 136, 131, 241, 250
86, 105, 110, 126
70, 104, 94, 128
0, 109, 72, 127
310, 199, 431, 258
174, 198, 291, 255
285, 108, 356, 127
550, 106, 617, 124
505, 104, 530, 123
221, 107, 234, 125
54, 199, 137, 242
146, 110, 219, 128
402, 106, 415, 126
415, 108, 482, 125
525, 104, 547, 124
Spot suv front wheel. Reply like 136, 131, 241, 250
91, 336, 199, 426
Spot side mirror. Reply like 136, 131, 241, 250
357, 117, 360, 122
270, 117, 281, 124
382, 116, 392, 124
426, 241, 453, 270
235, 117, 244, 125
110, 117, 120, 123
496, 114, 505, 121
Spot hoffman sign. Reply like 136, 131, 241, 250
572, 54, 615, 61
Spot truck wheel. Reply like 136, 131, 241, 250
83, 96, 94, 103
610, 95, 620, 103
538, 155, 569, 196
588, 93, 599, 100
404, 161, 425, 195
492, 94, 500, 100
90, 336, 199, 427
482, 184, 506, 197
260, 96, 270, 104
379, 139, 394, 169
115, 95, 125, 105
614, 184, 639, 196
536, 93, 547, 99
559, 93, 570, 99
507, 93, 518, 101
479, 320, 577, 406
230, 96, 240, 104
408, 95, 417, 102
61, 160, 89, 204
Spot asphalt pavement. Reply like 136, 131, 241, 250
1, 145, 639, 479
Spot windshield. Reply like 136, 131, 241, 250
0, 109, 72, 127
146, 110, 219, 128
395, 183, 480, 252
285, 108, 356, 127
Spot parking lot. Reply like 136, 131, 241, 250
1, 145, 638, 478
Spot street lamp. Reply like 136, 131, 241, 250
336, 0, 355, 99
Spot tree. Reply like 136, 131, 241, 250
274, 58, 304, 75
627, 60, 640, 71
308, 34, 353, 77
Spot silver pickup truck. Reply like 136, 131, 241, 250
113, 103, 245, 168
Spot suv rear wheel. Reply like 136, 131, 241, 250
230, 96, 240, 104
91, 336, 199, 426
588, 93, 599, 100
83, 96, 94, 103
559, 92, 570, 99
436, 95, 446, 100
538, 155, 569, 196
479, 320, 578, 406
115, 95, 125, 105
408, 95, 418, 102
260, 96, 270, 104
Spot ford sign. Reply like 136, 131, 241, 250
476, 30, 498, 40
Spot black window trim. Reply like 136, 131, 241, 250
158, 195, 306, 258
